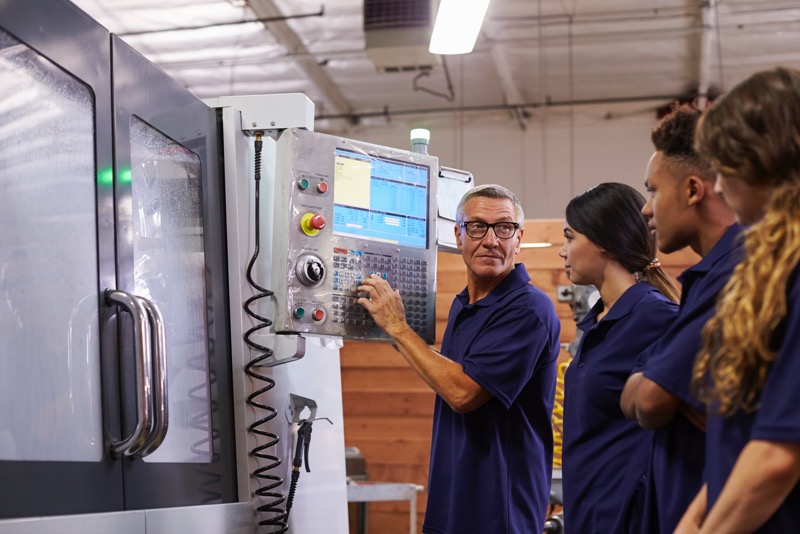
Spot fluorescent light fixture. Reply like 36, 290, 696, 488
429, 0, 491, 55
520, 242, 553, 249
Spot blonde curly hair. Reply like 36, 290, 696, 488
693, 185, 800, 414
692, 67, 800, 414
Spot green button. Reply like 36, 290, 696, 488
294, 307, 305, 319
298, 179, 309, 190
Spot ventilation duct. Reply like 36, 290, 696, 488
364, 0, 441, 72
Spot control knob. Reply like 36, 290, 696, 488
295, 254, 325, 287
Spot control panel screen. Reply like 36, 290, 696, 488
332, 148, 430, 249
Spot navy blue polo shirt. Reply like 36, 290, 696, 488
423, 264, 561, 534
706, 263, 800, 532
637, 223, 743, 533
563, 282, 678, 534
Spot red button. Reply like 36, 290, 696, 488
312, 309, 325, 321
317, 182, 329, 193
310, 214, 326, 230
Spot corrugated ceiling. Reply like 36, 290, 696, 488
70, 0, 800, 130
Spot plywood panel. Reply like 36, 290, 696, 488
344, 415, 432, 441
343, 391, 435, 416
341, 343, 408, 368
341, 368, 431, 392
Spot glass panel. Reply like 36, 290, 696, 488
0, 30, 102, 461
129, 116, 212, 463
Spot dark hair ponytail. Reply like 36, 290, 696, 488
566, 182, 679, 303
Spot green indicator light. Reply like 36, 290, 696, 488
298, 178, 309, 190
118, 167, 132, 185
294, 307, 306, 319
97, 167, 114, 188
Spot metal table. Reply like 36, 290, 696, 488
346, 481, 424, 534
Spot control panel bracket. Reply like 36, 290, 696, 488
248, 332, 307, 367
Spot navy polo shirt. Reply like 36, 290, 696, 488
637, 223, 743, 533
563, 282, 678, 534
706, 264, 800, 532
423, 264, 561, 534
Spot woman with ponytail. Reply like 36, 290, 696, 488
676, 67, 800, 533
560, 182, 679, 533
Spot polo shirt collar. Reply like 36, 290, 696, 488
456, 263, 531, 308
678, 223, 744, 282
577, 281, 654, 331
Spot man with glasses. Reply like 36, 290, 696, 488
358, 184, 561, 534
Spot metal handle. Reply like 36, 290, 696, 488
105, 289, 153, 458
135, 296, 169, 456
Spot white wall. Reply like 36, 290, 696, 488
325, 101, 664, 220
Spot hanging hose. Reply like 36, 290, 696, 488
242, 133, 287, 532
285, 419, 313, 520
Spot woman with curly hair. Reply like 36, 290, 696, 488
676, 67, 800, 533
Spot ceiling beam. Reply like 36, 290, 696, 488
246, 0, 353, 120
490, 43, 528, 130
490, 43, 525, 106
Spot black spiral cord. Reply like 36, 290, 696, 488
242, 133, 288, 532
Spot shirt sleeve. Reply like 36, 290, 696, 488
461, 304, 555, 410
642, 307, 715, 409
642, 267, 736, 409
633, 341, 658, 374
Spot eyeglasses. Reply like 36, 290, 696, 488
459, 221, 520, 239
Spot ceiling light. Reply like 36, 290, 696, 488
429, 0, 490, 55
520, 242, 552, 249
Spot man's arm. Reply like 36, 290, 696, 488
620, 372, 643, 419
634, 376, 682, 428
358, 274, 492, 413
698, 440, 800, 533
621, 370, 703, 430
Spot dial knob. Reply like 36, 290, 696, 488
295, 254, 325, 287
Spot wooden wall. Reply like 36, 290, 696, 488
341, 219, 700, 533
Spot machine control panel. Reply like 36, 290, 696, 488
271, 128, 439, 343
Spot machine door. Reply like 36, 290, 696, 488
0, 1, 236, 519
110, 36, 236, 509
0, 0, 123, 517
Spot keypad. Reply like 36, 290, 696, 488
330, 249, 430, 335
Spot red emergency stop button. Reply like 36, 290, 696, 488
312, 309, 325, 321
300, 212, 326, 236
310, 214, 326, 230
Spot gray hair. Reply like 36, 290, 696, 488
456, 184, 525, 224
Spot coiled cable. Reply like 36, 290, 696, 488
242, 133, 287, 532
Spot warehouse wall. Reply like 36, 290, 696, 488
334, 101, 665, 221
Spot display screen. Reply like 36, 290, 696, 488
332, 148, 430, 249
